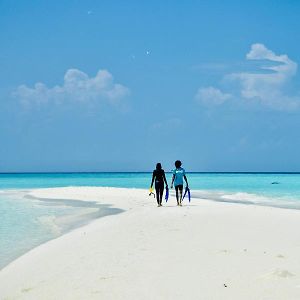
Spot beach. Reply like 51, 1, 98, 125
0, 186, 300, 300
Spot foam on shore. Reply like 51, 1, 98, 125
192, 189, 300, 209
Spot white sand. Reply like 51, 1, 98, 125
1, 187, 300, 300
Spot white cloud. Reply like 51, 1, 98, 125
195, 86, 231, 105
229, 43, 298, 110
195, 43, 300, 111
13, 68, 130, 107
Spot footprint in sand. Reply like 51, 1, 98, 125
218, 249, 230, 254
98, 276, 114, 281
272, 269, 295, 278
22, 287, 33, 293
261, 269, 295, 279
92, 290, 101, 294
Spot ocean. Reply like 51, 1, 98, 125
1, 172, 300, 269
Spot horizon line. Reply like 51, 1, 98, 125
1, 171, 300, 174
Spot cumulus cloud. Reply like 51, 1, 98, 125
229, 43, 298, 110
195, 86, 231, 105
13, 68, 130, 107
195, 43, 300, 111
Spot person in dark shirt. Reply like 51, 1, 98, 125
150, 163, 168, 207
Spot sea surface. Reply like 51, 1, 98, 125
1, 172, 300, 269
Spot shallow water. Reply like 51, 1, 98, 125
0, 189, 123, 269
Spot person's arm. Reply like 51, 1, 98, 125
171, 174, 175, 188
163, 171, 168, 187
184, 175, 189, 188
150, 171, 155, 188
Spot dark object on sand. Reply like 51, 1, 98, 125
149, 192, 155, 198
165, 186, 169, 202
182, 187, 191, 202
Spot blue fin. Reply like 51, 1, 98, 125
165, 187, 169, 202
183, 187, 191, 202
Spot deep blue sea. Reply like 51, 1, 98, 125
1, 172, 300, 269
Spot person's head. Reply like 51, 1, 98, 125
156, 163, 162, 170
175, 160, 182, 168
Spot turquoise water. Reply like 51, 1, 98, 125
1, 172, 300, 199
0, 188, 122, 270
0, 191, 82, 269
1, 172, 300, 269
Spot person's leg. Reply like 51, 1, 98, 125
155, 183, 160, 206
179, 185, 183, 206
175, 185, 180, 205
159, 184, 164, 206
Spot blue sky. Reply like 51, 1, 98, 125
1, 0, 300, 172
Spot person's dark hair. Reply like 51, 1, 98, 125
175, 160, 182, 168
156, 163, 162, 170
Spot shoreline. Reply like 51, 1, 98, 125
1, 187, 300, 299
2, 185, 300, 210
191, 190, 300, 210
24, 193, 125, 232
0, 188, 126, 271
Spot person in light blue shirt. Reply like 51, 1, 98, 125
171, 160, 189, 206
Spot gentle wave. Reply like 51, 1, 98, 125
191, 189, 300, 209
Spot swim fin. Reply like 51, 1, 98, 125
165, 186, 169, 202
187, 187, 191, 202
183, 187, 191, 202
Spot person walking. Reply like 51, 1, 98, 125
171, 160, 189, 206
150, 163, 168, 207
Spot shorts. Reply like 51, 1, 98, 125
175, 184, 183, 192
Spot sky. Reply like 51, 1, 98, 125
1, 0, 300, 172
